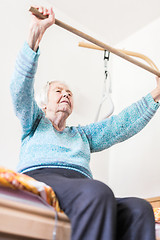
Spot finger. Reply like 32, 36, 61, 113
46, 8, 51, 16
48, 7, 55, 21
43, 7, 48, 16
38, 6, 44, 14
50, 7, 54, 16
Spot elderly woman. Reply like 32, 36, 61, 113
10, 6, 160, 240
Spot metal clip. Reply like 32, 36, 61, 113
104, 50, 110, 61
104, 50, 110, 79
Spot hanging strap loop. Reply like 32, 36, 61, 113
94, 51, 114, 122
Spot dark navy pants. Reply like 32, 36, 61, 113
25, 168, 156, 240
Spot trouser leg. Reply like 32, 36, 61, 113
65, 179, 117, 240
116, 197, 156, 240
26, 169, 117, 240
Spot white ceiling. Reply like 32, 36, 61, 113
48, 0, 160, 45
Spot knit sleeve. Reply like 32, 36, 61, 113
80, 94, 159, 152
10, 42, 42, 140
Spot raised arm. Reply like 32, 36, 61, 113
10, 7, 55, 140
80, 77, 160, 152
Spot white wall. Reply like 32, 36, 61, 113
108, 18, 160, 198
0, 0, 110, 183
2, 1, 160, 198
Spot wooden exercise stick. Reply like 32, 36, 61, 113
78, 42, 159, 71
29, 7, 160, 77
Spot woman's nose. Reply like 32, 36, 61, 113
63, 92, 69, 97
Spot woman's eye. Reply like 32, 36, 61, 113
56, 90, 61, 93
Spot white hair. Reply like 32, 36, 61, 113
35, 81, 50, 109
35, 80, 71, 109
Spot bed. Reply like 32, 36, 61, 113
0, 167, 159, 240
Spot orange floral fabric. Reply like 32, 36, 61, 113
154, 208, 160, 223
0, 167, 61, 212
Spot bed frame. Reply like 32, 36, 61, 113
0, 186, 71, 240
147, 196, 160, 208
0, 186, 159, 240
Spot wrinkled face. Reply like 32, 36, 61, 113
46, 81, 73, 117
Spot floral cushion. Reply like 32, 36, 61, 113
154, 208, 160, 223
0, 166, 61, 212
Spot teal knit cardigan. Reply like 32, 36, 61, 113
10, 42, 159, 179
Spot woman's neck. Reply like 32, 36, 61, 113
46, 111, 68, 131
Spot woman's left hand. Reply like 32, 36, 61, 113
150, 76, 160, 103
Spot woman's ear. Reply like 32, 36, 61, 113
42, 105, 47, 114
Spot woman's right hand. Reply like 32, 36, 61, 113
150, 76, 160, 103
27, 6, 55, 52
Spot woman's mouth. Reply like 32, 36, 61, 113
60, 100, 70, 106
